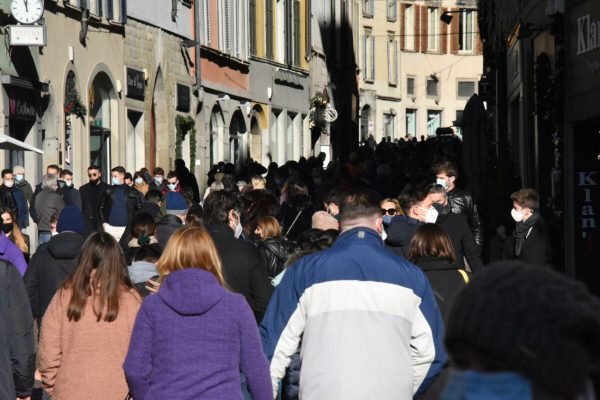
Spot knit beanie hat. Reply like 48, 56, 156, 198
445, 261, 600, 398
56, 206, 86, 235
165, 192, 188, 215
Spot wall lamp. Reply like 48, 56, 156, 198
440, 9, 475, 25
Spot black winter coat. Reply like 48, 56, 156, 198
436, 210, 483, 273
415, 257, 469, 323
257, 237, 297, 278
98, 185, 141, 225
80, 181, 110, 233
24, 232, 85, 320
0, 185, 17, 217
447, 188, 483, 248
206, 224, 273, 322
0, 260, 35, 399
155, 214, 184, 250
385, 215, 422, 257
504, 216, 552, 267
57, 184, 82, 210
279, 194, 315, 241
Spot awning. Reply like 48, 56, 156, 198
0, 134, 43, 154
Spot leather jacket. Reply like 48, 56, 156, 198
257, 237, 297, 279
447, 188, 483, 248
98, 185, 141, 225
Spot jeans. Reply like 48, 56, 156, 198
38, 231, 52, 246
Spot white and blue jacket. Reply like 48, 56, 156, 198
260, 227, 446, 399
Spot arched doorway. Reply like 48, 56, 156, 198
229, 110, 247, 167
89, 72, 117, 181
250, 116, 261, 163
360, 105, 371, 141
209, 106, 224, 167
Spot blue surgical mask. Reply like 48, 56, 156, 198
112, 177, 122, 186
167, 183, 177, 191
154, 176, 163, 184
441, 370, 533, 400
383, 215, 393, 226
15, 174, 24, 183
134, 178, 144, 185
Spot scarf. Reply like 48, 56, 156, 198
514, 212, 539, 257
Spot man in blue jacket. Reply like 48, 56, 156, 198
260, 188, 446, 400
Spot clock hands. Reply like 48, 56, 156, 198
24, 0, 28, 12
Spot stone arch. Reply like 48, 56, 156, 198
88, 71, 118, 181
229, 110, 247, 168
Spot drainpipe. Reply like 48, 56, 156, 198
193, 1, 202, 95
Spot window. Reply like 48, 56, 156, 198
387, 36, 398, 85
387, 0, 397, 21
457, 81, 476, 98
363, 28, 375, 81
427, 78, 439, 97
363, 0, 373, 17
219, 0, 232, 53
404, 4, 414, 51
427, 110, 442, 136
459, 9, 475, 52
406, 109, 417, 137
293, 0, 301, 66
219, 0, 248, 59
265, 0, 273, 59
427, 7, 439, 51
383, 113, 396, 138
250, 0, 256, 55
407, 77, 415, 96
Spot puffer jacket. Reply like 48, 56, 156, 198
447, 189, 482, 248
257, 237, 297, 279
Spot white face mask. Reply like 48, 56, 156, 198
436, 178, 448, 189
511, 208, 524, 222
232, 211, 243, 239
3, 180, 14, 188
64, 181, 73, 187
418, 206, 438, 224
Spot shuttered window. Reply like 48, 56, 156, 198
266, 0, 274, 59
293, 0, 301, 66
249, 0, 257, 55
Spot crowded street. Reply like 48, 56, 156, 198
0, 0, 599, 399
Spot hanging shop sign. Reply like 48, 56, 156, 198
177, 84, 190, 112
126, 68, 145, 100
8, 90, 37, 122
9, 25, 47, 47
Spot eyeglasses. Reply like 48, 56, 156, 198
88, 173, 98, 178
381, 208, 397, 216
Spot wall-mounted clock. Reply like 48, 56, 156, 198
10, 0, 44, 24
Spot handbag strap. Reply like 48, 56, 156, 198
285, 209, 304, 237
458, 269, 470, 284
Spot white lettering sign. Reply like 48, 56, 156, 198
578, 14, 600, 56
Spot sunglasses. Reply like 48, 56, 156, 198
381, 208, 397, 216
88, 173, 98, 177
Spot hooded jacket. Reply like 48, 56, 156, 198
0, 232, 28, 277
24, 232, 85, 319
124, 268, 272, 400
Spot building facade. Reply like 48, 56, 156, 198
358, 0, 483, 141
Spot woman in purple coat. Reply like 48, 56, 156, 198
124, 226, 272, 400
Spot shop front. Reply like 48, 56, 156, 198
564, 0, 600, 294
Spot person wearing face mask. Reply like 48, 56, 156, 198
380, 198, 403, 227
149, 167, 167, 192
79, 165, 110, 234
155, 192, 189, 251
99, 166, 141, 242
433, 161, 482, 250
161, 171, 182, 195
56, 169, 82, 211
132, 171, 149, 196
443, 261, 600, 400
502, 188, 551, 267
35, 174, 65, 246
385, 188, 438, 258
260, 188, 446, 400
13, 166, 33, 205
203, 190, 273, 323
427, 184, 483, 273
1, 169, 28, 230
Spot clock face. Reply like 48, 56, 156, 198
11, 0, 44, 24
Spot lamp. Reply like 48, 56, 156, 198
441, 12, 453, 25
180, 39, 200, 48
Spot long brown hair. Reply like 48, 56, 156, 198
1, 208, 28, 254
408, 223, 456, 264
63, 232, 134, 322
256, 216, 282, 240
155, 226, 225, 285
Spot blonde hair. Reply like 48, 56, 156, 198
381, 198, 404, 215
256, 216, 281, 239
155, 226, 225, 285
251, 175, 266, 190
1, 209, 28, 254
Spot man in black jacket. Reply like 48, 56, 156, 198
57, 169, 82, 210
174, 158, 200, 203
0, 260, 35, 400
385, 188, 433, 257
99, 166, 141, 241
156, 192, 188, 250
203, 190, 272, 322
434, 161, 482, 249
80, 165, 110, 234
427, 184, 484, 273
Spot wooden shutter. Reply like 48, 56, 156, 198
450, 7, 459, 54
106, 0, 114, 20
419, 5, 428, 52
293, 0, 301, 66
266, 0, 273, 59
250, 0, 256, 55
400, 3, 405, 50
205, 0, 211, 46
441, 8, 448, 53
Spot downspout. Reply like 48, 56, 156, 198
194, 0, 202, 93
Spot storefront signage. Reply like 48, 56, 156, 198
577, 14, 600, 55
177, 84, 190, 112
126, 68, 145, 100
9, 25, 46, 46
9, 97, 36, 121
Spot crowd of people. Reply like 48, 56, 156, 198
0, 135, 598, 400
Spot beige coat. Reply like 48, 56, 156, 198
39, 286, 141, 400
